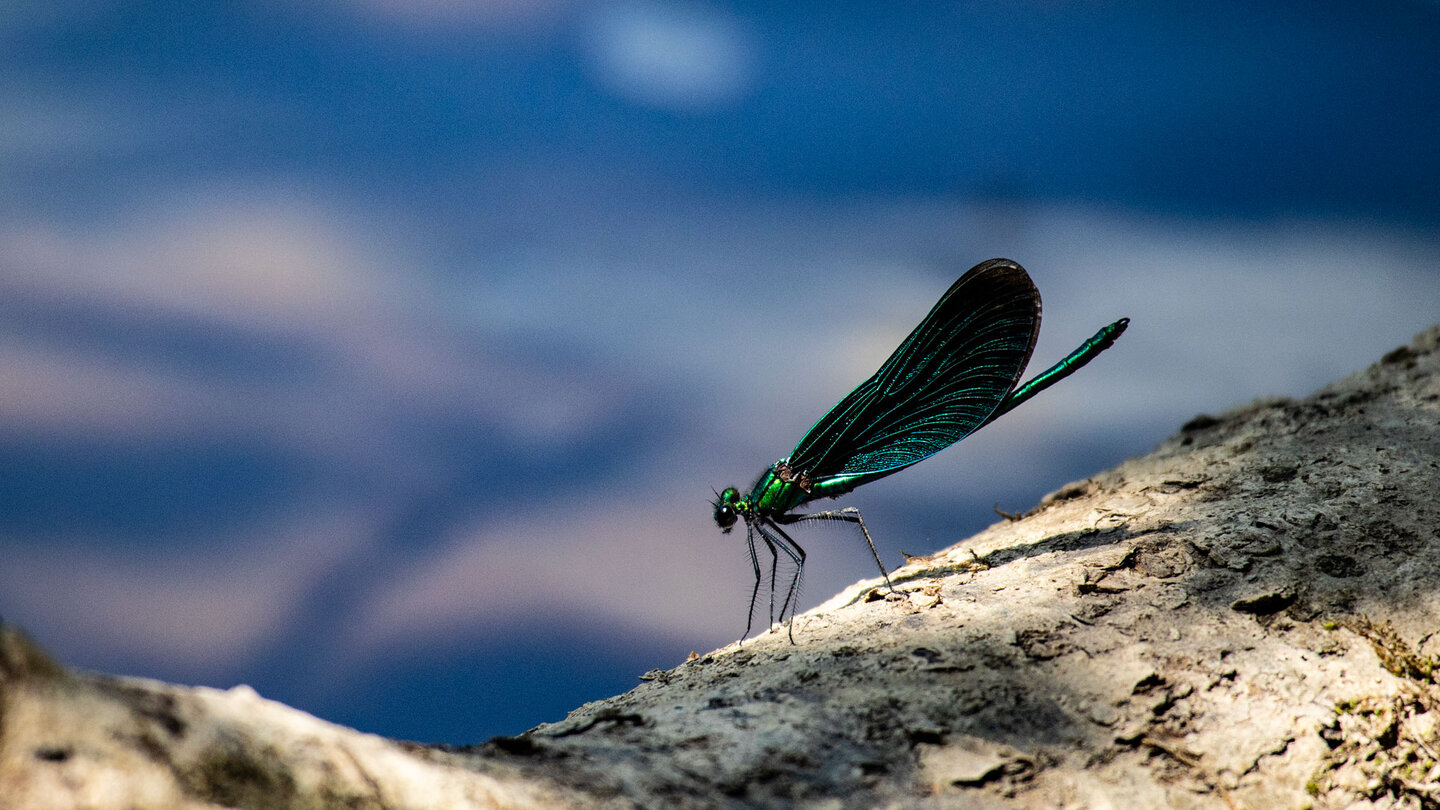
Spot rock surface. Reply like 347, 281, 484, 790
3, 325, 1439, 809
0, 627, 590, 809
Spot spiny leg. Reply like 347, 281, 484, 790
745, 524, 784, 641
753, 524, 788, 633
760, 527, 783, 619
781, 507, 896, 594
742, 524, 764, 642
758, 519, 807, 642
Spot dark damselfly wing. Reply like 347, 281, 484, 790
786, 259, 1042, 491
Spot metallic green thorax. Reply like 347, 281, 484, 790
717, 460, 858, 531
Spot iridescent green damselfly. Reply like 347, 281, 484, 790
713, 259, 1128, 641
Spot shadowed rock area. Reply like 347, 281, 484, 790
3, 325, 1438, 809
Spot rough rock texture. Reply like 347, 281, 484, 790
3, 325, 1439, 810
0, 627, 591, 809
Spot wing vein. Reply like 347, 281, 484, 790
787, 259, 1042, 488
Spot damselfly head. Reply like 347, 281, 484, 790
713, 487, 741, 532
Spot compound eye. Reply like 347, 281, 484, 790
714, 503, 738, 531
713, 487, 742, 531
